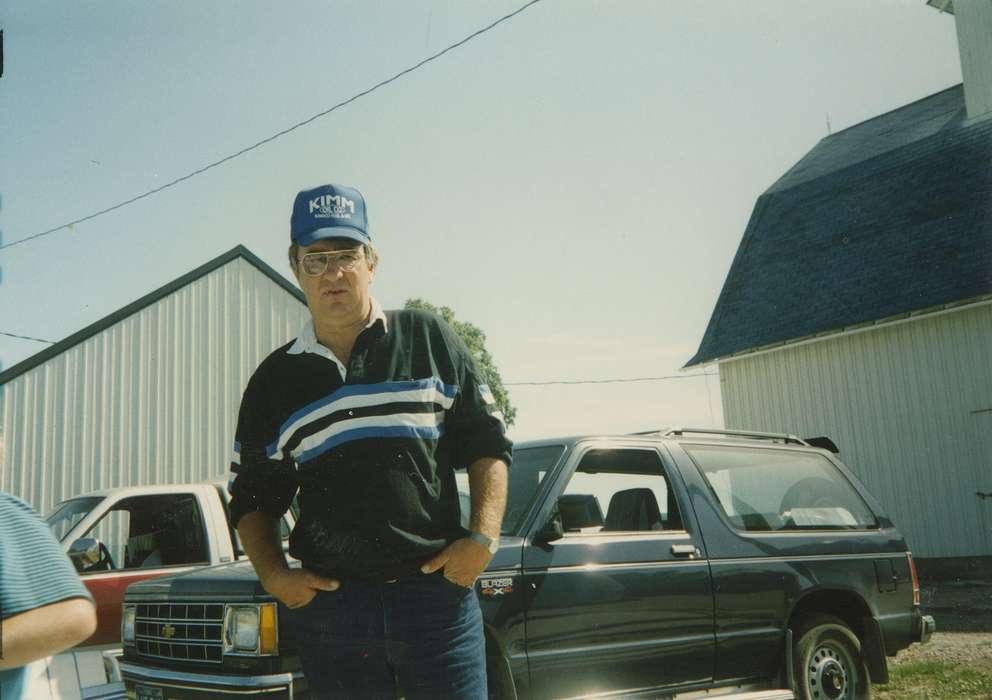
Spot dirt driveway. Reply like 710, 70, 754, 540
890, 579, 992, 667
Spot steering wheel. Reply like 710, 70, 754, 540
82, 542, 116, 572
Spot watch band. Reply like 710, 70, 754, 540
468, 530, 499, 554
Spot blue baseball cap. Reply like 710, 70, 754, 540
290, 184, 371, 246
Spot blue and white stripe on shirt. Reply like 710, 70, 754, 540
266, 377, 459, 463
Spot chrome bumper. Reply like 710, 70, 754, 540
917, 614, 936, 644
121, 660, 303, 695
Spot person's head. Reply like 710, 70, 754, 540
288, 184, 379, 326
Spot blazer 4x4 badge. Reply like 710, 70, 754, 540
480, 577, 514, 596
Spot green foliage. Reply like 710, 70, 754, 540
404, 298, 516, 427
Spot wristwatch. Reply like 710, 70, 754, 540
468, 530, 499, 554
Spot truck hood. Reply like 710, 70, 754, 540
125, 537, 524, 602
125, 560, 277, 602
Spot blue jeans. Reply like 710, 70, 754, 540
290, 570, 487, 699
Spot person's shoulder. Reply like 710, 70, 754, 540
387, 308, 465, 344
252, 339, 301, 373
0, 492, 41, 521
266, 338, 300, 363
0, 492, 55, 546
238, 339, 301, 399
386, 307, 443, 327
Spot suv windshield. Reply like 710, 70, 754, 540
456, 444, 566, 535
45, 496, 104, 542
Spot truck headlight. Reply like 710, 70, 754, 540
232, 607, 259, 650
223, 604, 278, 655
122, 605, 136, 644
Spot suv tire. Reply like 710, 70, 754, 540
792, 613, 870, 700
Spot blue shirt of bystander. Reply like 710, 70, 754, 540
0, 493, 93, 699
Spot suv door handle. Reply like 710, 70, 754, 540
671, 544, 699, 557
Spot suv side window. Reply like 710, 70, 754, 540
558, 448, 684, 533
78, 493, 209, 571
685, 445, 877, 531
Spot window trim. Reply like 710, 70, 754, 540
549, 444, 690, 538
80, 492, 212, 572
680, 442, 880, 534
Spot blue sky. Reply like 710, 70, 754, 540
0, 1, 962, 440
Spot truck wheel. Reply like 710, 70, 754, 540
792, 614, 870, 700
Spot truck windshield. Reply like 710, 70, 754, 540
45, 496, 104, 542
455, 444, 566, 536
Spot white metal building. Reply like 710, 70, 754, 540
0, 246, 309, 515
686, 2, 992, 565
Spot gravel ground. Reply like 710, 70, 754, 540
889, 631, 992, 667
888, 579, 992, 666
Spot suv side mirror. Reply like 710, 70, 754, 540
68, 537, 102, 570
535, 512, 564, 543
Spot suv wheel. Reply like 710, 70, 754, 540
792, 614, 870, 700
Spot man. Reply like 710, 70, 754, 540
1, 492, 97, 699
229, 183, 511, 699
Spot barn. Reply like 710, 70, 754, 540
0, 246, 309, 515
686, 1, 992, 574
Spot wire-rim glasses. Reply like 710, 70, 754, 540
298, 248, 365, 276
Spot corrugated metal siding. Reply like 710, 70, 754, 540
955, 0, 992, 119
1, 258, 310, 515
721, 303, 992, 558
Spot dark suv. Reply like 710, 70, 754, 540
121, 428, 934, 700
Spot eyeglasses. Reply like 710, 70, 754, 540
298, 248, 365, 276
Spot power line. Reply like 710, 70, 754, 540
0, 331, 55, 344
0, 0, 545, 252
0, 328, 718, 385
505, 373, 718, 387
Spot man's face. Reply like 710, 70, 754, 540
293, 238, 374, 326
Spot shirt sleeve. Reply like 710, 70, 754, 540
438, 320, 514, 471
227, 367, 299, 529
0, 494, 93, 620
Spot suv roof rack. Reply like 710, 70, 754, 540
659, 427, 809, 446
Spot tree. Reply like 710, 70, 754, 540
404, 298, 516, 427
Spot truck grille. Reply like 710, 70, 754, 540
135, 603, 225, 664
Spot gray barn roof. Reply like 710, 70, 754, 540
686, 84, 992, 367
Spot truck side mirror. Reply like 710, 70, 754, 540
68, 537, 102, 570
535, 512, 564, 543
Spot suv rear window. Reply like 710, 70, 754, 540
685, 445, 877, 531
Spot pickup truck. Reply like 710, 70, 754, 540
38, 481, 296, 699
120, 428, 935, 700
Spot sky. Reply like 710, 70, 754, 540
0, 1, 963, 442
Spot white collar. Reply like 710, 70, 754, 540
287, 298, 388, 367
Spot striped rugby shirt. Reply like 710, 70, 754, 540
228, 307, 512, 580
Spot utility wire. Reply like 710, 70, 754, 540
0, 330, 55, 344
506, 373, 718, 387
0, 327, 718, 385
0, 0, 544, 252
